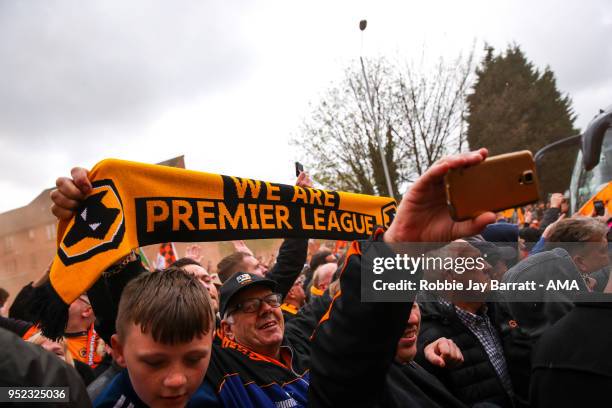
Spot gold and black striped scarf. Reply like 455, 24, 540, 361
35, 158, 396, 338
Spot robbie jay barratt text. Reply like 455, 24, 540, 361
371, 279, 582, 292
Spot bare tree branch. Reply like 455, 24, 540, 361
293, 49, 475, 198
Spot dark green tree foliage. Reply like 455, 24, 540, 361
467, 45, 578, 194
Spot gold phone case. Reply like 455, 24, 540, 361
444, 150, 540, 221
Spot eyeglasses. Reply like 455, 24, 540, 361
229, 293, 282, 314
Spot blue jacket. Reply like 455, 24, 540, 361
94, 333, 313, 408
94, 369, 220, 407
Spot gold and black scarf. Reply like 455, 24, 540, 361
34, 158, 396, 338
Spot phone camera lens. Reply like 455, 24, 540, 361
521, 171, 534, 184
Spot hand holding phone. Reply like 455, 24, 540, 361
593, 200, 605, 216
444, 150, 540, 221
295, 161, 304, 177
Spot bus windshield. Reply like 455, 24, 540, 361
571, 128, 612, 213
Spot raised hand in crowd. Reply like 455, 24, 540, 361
265, 253, 276, 269
50, 167, 90, 220
231, 240, 254, 256
296, 170, 313, 188
539, 193, 568, 231
549, 192, 564, 209
423, 337, 464, 369
185, 244, 204, 263
542, 213, 566, 239
591, 206, 610, 222
384, 148, 496, 244
524, 209, 533, 225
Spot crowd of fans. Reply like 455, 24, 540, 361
1, 149, 611, 407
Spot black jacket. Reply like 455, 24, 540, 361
383, 361, 468, 408
0, 315, 33, 337
8, 282, 37, 322
538, 207, 560, 232
266, 238, 308, 300
417, 300, 513, 408
0, 327, 92, 407
497, 248, 586, 404
530, 299, 612, 408
309, 239, 413, 407
309, 239, 467, 408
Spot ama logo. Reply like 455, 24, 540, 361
58, 179, 125, 266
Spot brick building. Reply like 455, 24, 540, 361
0, 187, 59, 303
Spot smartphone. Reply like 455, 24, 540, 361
444, 150, 540, 221
594, 200, 605, 216
295, 161, 304, 177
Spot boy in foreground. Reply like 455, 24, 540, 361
94, 267, 218, 407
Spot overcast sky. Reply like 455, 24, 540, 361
1, 0, 610, 213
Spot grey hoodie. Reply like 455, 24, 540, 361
494, 248, 588, 405
500, 247, 587, 333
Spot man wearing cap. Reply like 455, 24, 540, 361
218, 272, 285, 356
204, 271, 312, 407
465, 236, 517, 281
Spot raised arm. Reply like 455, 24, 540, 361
309, 149, 495, 407
266, 171, 312, 298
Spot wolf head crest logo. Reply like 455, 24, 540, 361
63, 191, 120, 247
58, 180, 125, 266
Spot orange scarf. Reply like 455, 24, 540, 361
35, 158, 396, 339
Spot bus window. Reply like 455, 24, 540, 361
571, 129, 612, 213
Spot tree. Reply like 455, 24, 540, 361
295, 59, 398, 198
393, 52, 474, 181
466, 45, 578, 194
294, 51, 475, 199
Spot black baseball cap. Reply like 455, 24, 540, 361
465, 236, 517, 264
219, 272, 277, 318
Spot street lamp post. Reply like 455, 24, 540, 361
359, 19, 395, 198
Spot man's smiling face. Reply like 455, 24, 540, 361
223, 285, 285, 357
395, 303, 421, 364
